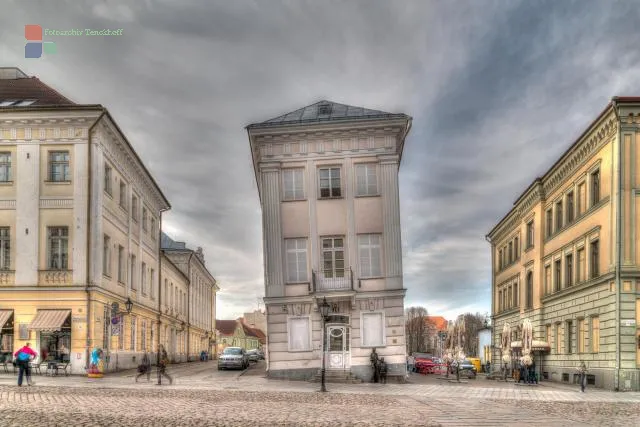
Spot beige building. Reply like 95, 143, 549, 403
243, 309, 267, 334
0, 67, 217, 372
487, 97, 640, 391
247, 100, 411, 381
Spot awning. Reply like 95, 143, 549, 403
510, 340, 522, 348
28, 310, 71, 331
0, 310, 12, 329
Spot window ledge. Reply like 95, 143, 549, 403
282, 198, 307, 203
524, 245, 534, 253
0, 181, 14, 186
285, 281, 309, 285
360, 276, 384, 280
44, 180, 72, 185
544, 197, 609, 243
355, 194, 380, 198
318, 196, 344, 200
541, 271, 613, 303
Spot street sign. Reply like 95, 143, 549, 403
111, 316, 120, 325
621, 319, 636, 327
111, 323, 121, 336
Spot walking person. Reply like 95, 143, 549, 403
407, 354, 415, 374
379, 357, 388, 384
157, 345, 173, 385
14, 342, 37, 387
577, 361, 588, 392
135, 350, 152, 382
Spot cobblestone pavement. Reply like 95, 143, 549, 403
0, 364, 638, 426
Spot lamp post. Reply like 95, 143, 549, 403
318, 297, 330, 392
124, 297, 133, 314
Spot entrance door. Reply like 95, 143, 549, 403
327, 326, 349, 369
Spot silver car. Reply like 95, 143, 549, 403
217, 347, 249, 370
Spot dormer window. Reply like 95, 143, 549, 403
0, 99, 36, 107
318, 103, 332, 115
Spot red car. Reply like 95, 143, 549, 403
413, 353, 437, 374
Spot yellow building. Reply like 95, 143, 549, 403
487, 97, 640, 391
0, 67, 218, 373
215, 319, 260, 353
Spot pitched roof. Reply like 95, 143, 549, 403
215, 320, 238, 336
246, 100, 409, 129
241, 321, 266, 344
425, 316, 448, 331
0, 67, 74, 106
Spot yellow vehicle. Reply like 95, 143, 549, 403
467, 357, 482, 373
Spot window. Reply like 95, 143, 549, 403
48, 151, 70, 182
150, 268, 155, 299
508, 242, 513, 264
150, 218, 156, 239
355, 164, 378, 196
545, 325, 551, 343
285, 238, 308, 283
577, 183, 586, 215
591, 169, 600, 206
555, 324, 561, 354
514, 237, 519, 259
103, 235, 111, 276
118, 246, 125, 283
141, 262, 147, 295
555, 201, 563, 231
566, 321, 573, 354
0, 152, 11, 182
119, 181, 127, 209
321, 237, 345, 278
318, 103, 332, 115
361, 312, 385, 347
507, 287, 512, 309
358, 234, 382, 278
565, 253, 573, 287
319, 167, 341, 198
546, 209, 553, 237
131, 195, 138, 222
498, 249, 503, 270
289, 317, 311, 350
141, 320, 147, 352
567, 191, 574, 223
577, 248, 586, 282
142, 207, 148, 232
554, 259, 561, 292
282, 169, 305, 201
164, 279, 168, 307
104, 164, 112, 195
526, 272, 533, 309
578, 318, 586, 353
47, 226, 68, 269
544, 265, 551, 295
591, 317, 600, 353
526, 221, 534, 248
130, 255, 137, 290
498, 290, 502, 311
513, 282, 518, 307
0, 227, 10, 270
130, 316, 137, 351
590, 240, 599, 278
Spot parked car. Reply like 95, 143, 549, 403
449, 359, 477, 378
217, 347, 249, 370
246, 349, 260, 363
256, 350, 265, 360
413, 353, 436, 373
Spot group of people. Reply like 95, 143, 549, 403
369, 348, 388, 383
135, 344, 173, 384
517, 360, 538, 384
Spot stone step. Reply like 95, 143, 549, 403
309, 370, 363, 384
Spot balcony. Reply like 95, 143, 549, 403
0, 270, 15, 286
38, 270, 73, 286
311, 268, 354, 292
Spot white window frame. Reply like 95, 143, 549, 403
103, 234, 111, 276
355, 163, 378, 196
119, 181, 127, 209
48, 151, 70, 182
0, 227, 10, 270
285, 238, 308, 283
287, 316, 311, 352
0, 152, 12, 182
321, 236, 345, 278
318, 167, 342, 198
282, 168, 305, 201
358, 234, 382, 278
360, 311, 385, 348
131, 195, 138, 222
47, 226, 69, 270
104, 164, 112, 195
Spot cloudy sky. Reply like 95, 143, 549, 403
2, 0, 640, 321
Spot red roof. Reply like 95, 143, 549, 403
425, 316, 448, 331
0, 73, 74, 106
215, 320, 238, 336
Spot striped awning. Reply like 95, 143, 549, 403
28, 310, 71, 331
0, 310, 12, 329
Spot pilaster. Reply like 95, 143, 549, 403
15, 144, 40, 285
345, 158, 357, 284
261, 162, 284, 297
73, 143, 89, 285
378, 154, 403, 289
307, 160, 318, 274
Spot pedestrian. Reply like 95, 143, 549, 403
577, 361, 587, 392
407, 354, 415, 374
14, 342, 37, 387
486, 360, 491, 374
379, 357, 388, 384
157, 345, 173, 385
369, 348, 379, 383
135, 350, 151, 382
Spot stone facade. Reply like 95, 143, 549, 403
487, 97, 640, 391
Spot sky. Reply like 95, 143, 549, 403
2, 0, 640, 321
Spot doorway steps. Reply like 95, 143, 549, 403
309, 370, 363, 384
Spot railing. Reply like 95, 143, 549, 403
0, 270, 15, 286
311, 267, 354, 292
38, 270, 73, 286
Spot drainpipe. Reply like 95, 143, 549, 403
485, 235, 494, 369
157, 207, 169, 367
612, 99, 621, 391
186, 252, 194, 362
85, 109, 106, 369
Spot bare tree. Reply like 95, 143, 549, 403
460, 312, 486, 356
405, 306, 429, 355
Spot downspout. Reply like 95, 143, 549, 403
485, 235, 494, 370
157, 207, 169, 367
186, 252, 194, 362
612, 99, 621, 391
85, 110, 106, 369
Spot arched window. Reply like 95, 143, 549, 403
526, 271, 533, 309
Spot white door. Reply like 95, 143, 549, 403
327, 326, 349, 369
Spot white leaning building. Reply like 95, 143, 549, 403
247, 101, 412, 381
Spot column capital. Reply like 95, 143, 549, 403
259, 161, 281, 173
377, 154, 400, 165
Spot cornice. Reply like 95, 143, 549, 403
249, 120, 408, 139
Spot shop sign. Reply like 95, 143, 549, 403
72, 316, 86, 323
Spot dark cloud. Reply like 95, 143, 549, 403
3, 0, 640, 320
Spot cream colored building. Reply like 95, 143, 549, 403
0, 67, 217, 372
487, 97, 640, 391
247, 100, 411, 381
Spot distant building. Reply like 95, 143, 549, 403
243, 309, 267, 334
477, 328, 492, 367
216, 319, 260, 352
424, 316, 448, 357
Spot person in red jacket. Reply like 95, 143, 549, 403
14, 342, 37, 386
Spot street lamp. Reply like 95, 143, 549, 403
318, 297, 330, 393
124, 297, 133, 314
